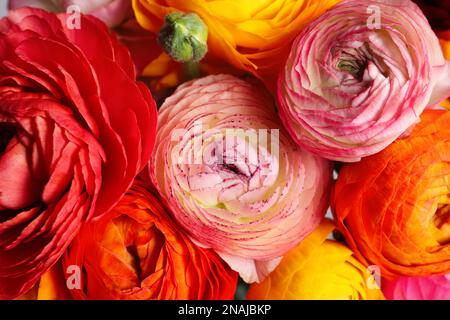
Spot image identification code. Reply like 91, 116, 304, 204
178, 304, 272, 318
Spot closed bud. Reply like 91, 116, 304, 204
159, 12, 208, 63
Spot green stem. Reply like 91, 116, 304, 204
183, 61, 201, 81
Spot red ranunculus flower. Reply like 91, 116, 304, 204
0, 8, 157, 299
8, 0, 157, 75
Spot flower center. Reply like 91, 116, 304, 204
101, 215, 166, 288
337, 56, 366, 77
427, 162, 450, 245
218, 163, 250, 177
334, 42, 389, 81
336, 45, 369, 80
126, 223, 165, 282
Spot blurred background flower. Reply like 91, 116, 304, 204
413, 0, 450, 31
9, 0, 131, 27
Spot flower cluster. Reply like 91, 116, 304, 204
0, 7, 156, 299
50, 183, 237, 300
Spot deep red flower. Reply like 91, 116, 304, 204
0, 8, 157, 299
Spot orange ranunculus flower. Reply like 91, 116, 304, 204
439, 30, 450, 109
247, 220, 384, 300
132, 0, 341, 89
332, 110, 450, 279
37, 182, 238, 300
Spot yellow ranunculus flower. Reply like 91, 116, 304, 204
246, 220, 385, 300
132, 0, 340, 89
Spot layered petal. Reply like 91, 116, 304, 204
55, 182, 237, 300
0, 8, 157, 299
277, 0, 450, 162
332, 110, 450, 278
8, 0, 155, 74
150, 74, 332, 283
132, 0, 340, 89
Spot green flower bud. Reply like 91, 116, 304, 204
158, 12, 208, 63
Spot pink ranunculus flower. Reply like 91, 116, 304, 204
383, 275, 450, 300
8, 0, 154, 73
150, 74, 332, 283
8, 0, 131, 28
278, 0, 450, 162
